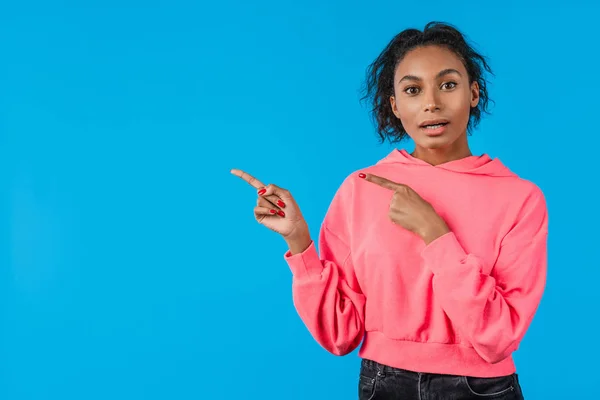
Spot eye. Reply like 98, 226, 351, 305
441, 81, 457, 90
404, 86, 420, 95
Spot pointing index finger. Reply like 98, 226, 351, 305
230, 169, 266, 189
360, 173, 401, 191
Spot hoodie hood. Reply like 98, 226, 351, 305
376, 149, 516, 177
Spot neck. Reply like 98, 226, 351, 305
411, 136, 472, 166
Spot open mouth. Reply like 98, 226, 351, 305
421, 122, 449, 130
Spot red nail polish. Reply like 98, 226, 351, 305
278, 210, 285, 217
258, 188, 266, 195
277, 200, 285, 208
269, 209, 276, 214
358, 173, 366, 179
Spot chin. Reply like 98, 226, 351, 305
415, 136, 454, 150
413, 128, 465, 149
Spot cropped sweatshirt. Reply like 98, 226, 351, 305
284, 149, 548, 378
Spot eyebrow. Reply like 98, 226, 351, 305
398, 68, 462, 84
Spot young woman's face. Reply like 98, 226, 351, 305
390, 45, 479, 150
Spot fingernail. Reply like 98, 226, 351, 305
278, 210, 285, 217
258, 188, 266, 195
269, 209, 276, 214
277, 200, 285, 208
358, 173, 366, 179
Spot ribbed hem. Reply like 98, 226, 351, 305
283, 240, 323, 280
358, 331, 515, 378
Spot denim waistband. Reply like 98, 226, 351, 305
361, 358, 422, 379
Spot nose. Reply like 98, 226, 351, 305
423, 91, 441, 112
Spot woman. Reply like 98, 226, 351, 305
232, 21, 547, 400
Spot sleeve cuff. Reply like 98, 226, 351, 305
421, 231, 468, 275
283, 240, 324, 280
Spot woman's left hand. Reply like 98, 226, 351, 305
359, 172, 450, 245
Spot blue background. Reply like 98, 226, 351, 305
2, 1, 598, 399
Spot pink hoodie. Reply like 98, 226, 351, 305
284, 149, 548, 378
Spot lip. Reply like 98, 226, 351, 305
420, 122, 449, 136
419, 119, 449, 128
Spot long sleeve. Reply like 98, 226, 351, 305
421, 190, 548, 364
284, 180, 366, 356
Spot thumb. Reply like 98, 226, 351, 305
258, 183, 294, 203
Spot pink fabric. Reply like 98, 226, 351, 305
284, 149, 548, 377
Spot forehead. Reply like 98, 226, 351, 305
395, 45, 466, 77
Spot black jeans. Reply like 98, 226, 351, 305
359, 359, 524, 400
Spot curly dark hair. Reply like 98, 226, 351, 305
360, 21, 495, 144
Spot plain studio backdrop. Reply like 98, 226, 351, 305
1, 1, 598, 399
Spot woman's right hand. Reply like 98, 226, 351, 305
231, 168, 311, 253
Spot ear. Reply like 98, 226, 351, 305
470, 81, 480, 108
390, 95, 401, 119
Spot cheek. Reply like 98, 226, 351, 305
447, 91, 472, 117
396, 99, 420, 122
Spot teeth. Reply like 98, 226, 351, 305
424, 123, 445, 129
